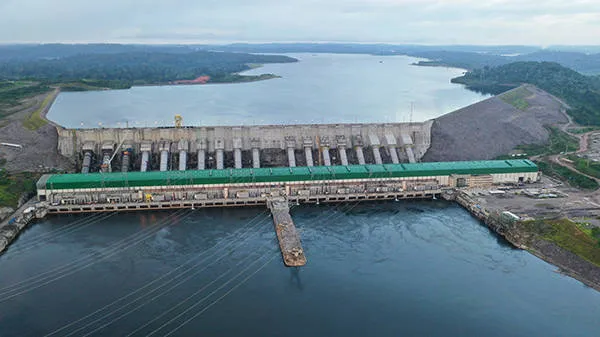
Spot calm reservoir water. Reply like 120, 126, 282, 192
47, 54, 488, 127
1, 202, 599, 336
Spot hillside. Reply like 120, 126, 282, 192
412, 50, 600, 75
452, 62, 600, 125
423, 85, 568, 162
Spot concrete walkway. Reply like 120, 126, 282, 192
0, 198, 36, 230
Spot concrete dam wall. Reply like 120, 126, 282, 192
56, 122, 433, 172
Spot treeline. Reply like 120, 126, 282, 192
3, 43, 600, 75
412, 50, 600, 75
0, 51, 297, 88
410, 51, 507, 70
0, 44, 195, 61
0, 83, 51, 105
209, 43, 600, 75
452, 62, 600, 125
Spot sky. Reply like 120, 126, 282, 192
0, 0, 599, 45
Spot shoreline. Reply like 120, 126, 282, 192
138, 75, 281, 88
58, 62, 279, 92
450, 190, 600, 293
526, 243, 600, 292
57, 74, 281, 93
39, 87, 61, 127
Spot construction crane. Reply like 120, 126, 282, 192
175, 114, 183, 128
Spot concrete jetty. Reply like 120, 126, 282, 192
268, 196, 306, 267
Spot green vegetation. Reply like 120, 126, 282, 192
411, 51, 507, 70
452, 62, 600, 125
499, 127, 597, 190
566, 155, 600, 179
0, 83, 51, 111
21, 90, 55, 130
521, 219, 600, 266
409, 50, 600, 75
0, 169, 39, 208
209, 73, 280, 83
568, 127, 600, 134
58, 79, 132, 91
515, 127, 578, 156
22, 108, 48, 130
536, 161, 599, 190
0, 51, 297, 88
212, 44, 600, 74
0, 82, 53, 120
499, 86, 531, 111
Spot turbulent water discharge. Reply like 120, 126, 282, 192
1, 201, 599, 337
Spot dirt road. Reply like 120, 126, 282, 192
0, 90, 72, 172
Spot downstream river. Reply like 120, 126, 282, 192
47, 54, 488, 127
1, 202, 599, 336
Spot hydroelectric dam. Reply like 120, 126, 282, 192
5, 121, 541, 266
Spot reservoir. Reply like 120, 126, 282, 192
1, 201, 599, 336
47, 54, 489, 128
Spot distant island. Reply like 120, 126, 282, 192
168, 73, 281, 86
0, 50, 297, 91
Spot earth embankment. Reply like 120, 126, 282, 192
0, 90, 72, 172
423, 85, 568, 161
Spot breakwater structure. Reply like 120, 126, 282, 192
0, 204, 44, 254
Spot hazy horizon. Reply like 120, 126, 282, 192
1, 42, 599, 47
1, 0, 598, 45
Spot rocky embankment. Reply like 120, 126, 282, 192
0, 202, 37, 254
505, 226, 600, 291
0, 122, 71, 172
423, 85, 568, 162
451, 190, 600, 291
0, 90, 72, 173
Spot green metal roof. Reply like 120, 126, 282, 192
41, 160, 538, 190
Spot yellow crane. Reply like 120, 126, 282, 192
174, 114, 183, 128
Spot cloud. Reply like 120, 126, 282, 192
0, 0, 598, 44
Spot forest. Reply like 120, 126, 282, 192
208, 43, 600, 75
452, 62, 600, 125
0, 50, 297, 88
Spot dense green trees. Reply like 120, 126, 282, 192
0, 83, 51, 106
452, 62, 600, 125
0, 51, 297, 88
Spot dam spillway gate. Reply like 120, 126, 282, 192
57, 122, 433, 173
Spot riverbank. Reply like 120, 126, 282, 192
506, 220, 600, 292
0, 198, 38, 254
57, 73, 282, 92
450, 188, 600, 292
